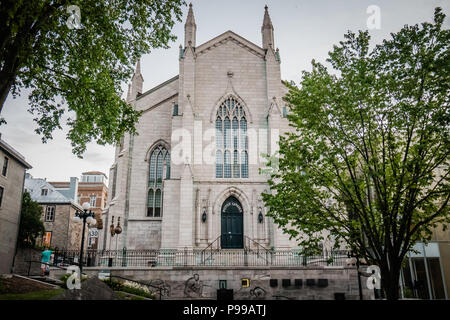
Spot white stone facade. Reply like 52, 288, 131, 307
103, 5, 298, 251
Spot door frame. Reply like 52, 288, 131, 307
220, 196, 244, 249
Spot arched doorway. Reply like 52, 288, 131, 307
221, 196, 243, 249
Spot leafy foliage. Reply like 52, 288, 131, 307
17, 191, 45, 247
262, 8, 449, 299
0, 0, 185, 156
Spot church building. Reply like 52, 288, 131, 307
103, 4, 298, 252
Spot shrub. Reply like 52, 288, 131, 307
103, 279, 155, 299
102, 278, 123, 291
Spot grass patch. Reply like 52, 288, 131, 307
115, 291, 146, 300
0, 288, 64, 300
0, 279, 5, 294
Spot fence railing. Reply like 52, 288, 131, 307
52, 248, 350, 268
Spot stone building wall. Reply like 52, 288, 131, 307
12, 247, 42, 276
40, 204, 86, 251
52, 266, 374, 300
102, 6, 313, 252
0, 148, 28, 274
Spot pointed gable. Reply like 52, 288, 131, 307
195, 30, 266, 60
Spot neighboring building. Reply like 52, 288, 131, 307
25, 175, 86, 251
400, 225, 450, 300
0, 135, 32, 274
104, 5, 298, 251
50, 171, 108, 249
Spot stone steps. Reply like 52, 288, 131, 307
28, 275, 64, 286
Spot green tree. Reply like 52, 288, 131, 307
18, 191, 45, 247
0, 0, 185, 156
262, 8, 449, 300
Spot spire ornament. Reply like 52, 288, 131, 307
261, 5, 274, 50
184, 3, 197, 47
129, 58, 143, 99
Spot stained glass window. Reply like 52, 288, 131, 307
147, 145, 170, 217
215, 97, 248, 178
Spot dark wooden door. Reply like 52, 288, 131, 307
221, 196, 243, 249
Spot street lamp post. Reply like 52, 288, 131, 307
355, 255, 363, 300
73, 202, 96, 275
108, 216, 122, 266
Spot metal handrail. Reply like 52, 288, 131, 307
24, 260, 87, 277
50, 248, 350, 268
243, 236, 272, 264
243, 236, 271, 252
200, 235, 222, 265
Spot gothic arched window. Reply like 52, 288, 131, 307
147, 144, 170, 217
216, 97, 248, 178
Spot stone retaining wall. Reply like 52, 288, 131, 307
51, 266, 374, 300
12, 247, 42, 276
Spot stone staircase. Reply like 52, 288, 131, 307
199, 236, 273, 266
27, 275, 64, 287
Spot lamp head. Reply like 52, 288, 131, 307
114, 217, 122, 234
258, 210, 264, 223
201, 209, 207, 223
88, 216, 96, 225
82, 202, 91, 210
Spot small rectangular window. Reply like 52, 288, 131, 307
318, 279, 328, 287
306, 279, 316, 286
173, 104, 179, 116
270, 279, 278, 287
282, 279, 291, 287
119, 137, 125, 151
41, 189, 48, 196
219, 280, 227, 289
0, 186, 4, 207
2, 157, 8, 176
43, 232, 52, 247
45, 206, 55, 221
111, 166, 117, 199
90, 195, 96, 207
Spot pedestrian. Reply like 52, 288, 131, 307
41, 247, 53, 276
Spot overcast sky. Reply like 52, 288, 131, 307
0, 0, 448, 182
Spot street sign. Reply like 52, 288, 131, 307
89, 228, 99, 238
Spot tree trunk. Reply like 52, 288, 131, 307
381, 265, 401, 300
0, 74, 14, 112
